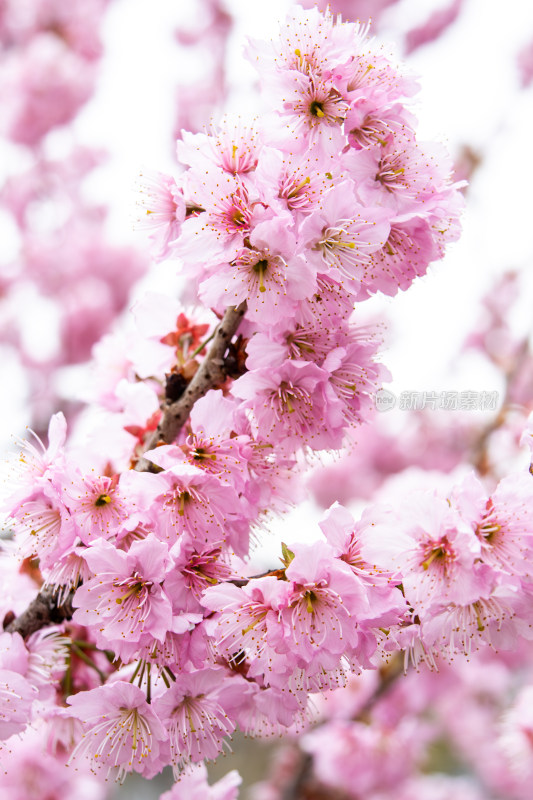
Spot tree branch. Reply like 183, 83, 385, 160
135, 301, 247, 471
6, 302, 247, 639
6, 586, 74, 638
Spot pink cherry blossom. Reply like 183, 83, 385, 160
136, 170, 186, 261
140, 460, 247, 553
245, 7, 369, 86
299, 181, 391, 291
165, 541, 233, 613
61, 472, 127, 544
0, 632, 36, 741
177, 116, 260, 178
176, 174, 257, 269
42, 545, 93, 606
200, 245, 316, 325
282, 540, 363, 660
360, 216, 440, 298
345, 97, 415, 151
254, 144, 339, 217
454, 472, 533, 578
202, 576, 293, 670
67, 681, 167, 781
72, 535, 172, 656
153, 668, 235, 773
6, 411, 67, 494
181, 389, 252, 491
8, 484, 75, 569
25, 629, 69, 693
232, 359, 345, 452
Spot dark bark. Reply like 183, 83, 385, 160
6, 586, 73, 638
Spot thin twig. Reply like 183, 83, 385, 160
471, 336, 530, 475
70, 642, 107, 683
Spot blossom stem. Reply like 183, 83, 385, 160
189, 329, 216, 359
146, 661, 152, 704
130, 659, 143, 684
70, 642, 107, 684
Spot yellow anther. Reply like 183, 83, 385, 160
253, 259, 268, 292
421, 547, 445, 571
287, 176, 311, 199
115, 583, 143, 605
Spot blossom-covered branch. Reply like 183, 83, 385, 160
4, 300, 248, 636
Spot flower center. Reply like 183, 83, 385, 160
309, 100, 325, 118
252, 259, 269, 292
421, 545, 447, 571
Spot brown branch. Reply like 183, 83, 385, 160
5, 586, 74, 638
280, 754, 313, 800
135, 301, 247, 472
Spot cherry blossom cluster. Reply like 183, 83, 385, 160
135, 5, 463, 454
0, 6, 492, 797
352, 466, 533, 663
